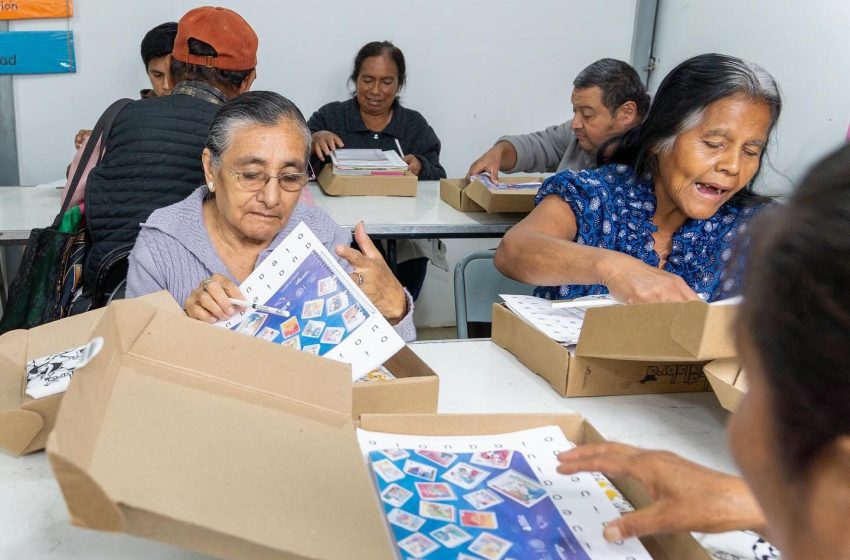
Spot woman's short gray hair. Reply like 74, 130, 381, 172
205, 91, 312, 168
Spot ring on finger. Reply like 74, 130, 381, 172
202, 278, 214, 291
356, 272, 364, 286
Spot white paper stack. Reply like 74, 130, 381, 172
500, 295, 588, 345
470, 173, 542, 190
331, 149, 408, 176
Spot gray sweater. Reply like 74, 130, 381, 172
125, 186, 416, 342
499, 119, 596, 173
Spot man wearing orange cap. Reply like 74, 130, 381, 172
81, 7, 258, 303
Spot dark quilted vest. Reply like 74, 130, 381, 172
83, 93, 219, 292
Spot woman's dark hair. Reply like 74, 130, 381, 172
206, 91, 312, 166
170, 38, 253, 94
349, 40, 406, 92
140, 22, 177, 68
574, 58, 650, 119
605, 53, 782, 206
740, 143, 850, 477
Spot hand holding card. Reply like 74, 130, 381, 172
215, 222, 404, 379
335, 222, 407, 325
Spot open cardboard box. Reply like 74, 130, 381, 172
439, 175, 543, 213
0, 291, 180, 456
317, 164, 417, 197
492, 299, 739, 397
46, 300, 709, 559
465, 175, 543, 213
361, 414, 712, 560
704, 358, 747, 412
354, 346, 438, 418
1, 292, 437, 457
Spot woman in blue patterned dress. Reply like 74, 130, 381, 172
495, 53, 782, 303
557, 143, 850, 560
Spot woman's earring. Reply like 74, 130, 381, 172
208, 182, 215, 193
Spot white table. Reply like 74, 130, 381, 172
0, 182, 521, 297
307, 182, 522, 239
0, 182, 522, 245
0, 185, 62, 243
0, 339, 756, 559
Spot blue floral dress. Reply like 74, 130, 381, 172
533, 164, 767, 302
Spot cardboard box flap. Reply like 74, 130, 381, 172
48, 451, 126, 531
704, 358, 747, 412
360, 412, 587, 441
576, 300, 738, 361
0, 329, 27, 410
670, 300, 738, 359
438, 178, 485, 212
124, 308, 354, 417
49, 301, 395, 560
491, 303, 570, 395
0, 409, 44, 455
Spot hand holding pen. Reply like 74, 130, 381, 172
395, 138, 421, 176
228, 298, 290, 318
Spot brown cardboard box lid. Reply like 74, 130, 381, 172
47, 298, 395, 560
0, 291, 181, 456
704, 358, 747, 412
576, 300, 739, 361
317, 164, 417, 196
360, 413, 711, 560
438, 178, 485, 212
463, 175, 542, 213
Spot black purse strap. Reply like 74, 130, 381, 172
54, 97, 133, 226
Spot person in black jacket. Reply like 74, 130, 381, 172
73, 22, 180, 151
308, 41, 447, 301
82, 6, 258, 298
308, 41, 446, 181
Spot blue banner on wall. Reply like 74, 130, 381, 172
0, 31, 76, 74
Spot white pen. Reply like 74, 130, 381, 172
394, 138, 405, 158
228, 298, 290, 318
550, 298, 618, 309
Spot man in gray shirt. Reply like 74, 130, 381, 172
467, 58, 650, 179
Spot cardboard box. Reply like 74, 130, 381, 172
463, 175, 543, 213
0, 291, 181, 456
353, 346, 439, 418
46, 303, 709, 560
438, 178, 485, 212
704, 358, 747, 412
492, 300, 739, 397
317, 164, 417, 196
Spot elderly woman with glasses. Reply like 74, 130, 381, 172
126, 91, 414, 339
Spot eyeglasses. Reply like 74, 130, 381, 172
229, 163, 315, 193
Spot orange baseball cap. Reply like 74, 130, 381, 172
172, 6, 258, 71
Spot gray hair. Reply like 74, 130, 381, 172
606, 53, 783, 205
205, 91, 312, 168
655, 57, 781, 154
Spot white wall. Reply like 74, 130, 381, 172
9, 0, 636, 327
10, 0, 636, 184
650, 0, 850, 196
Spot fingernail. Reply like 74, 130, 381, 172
603, 525, 623, 542
226, 307, 234, 315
